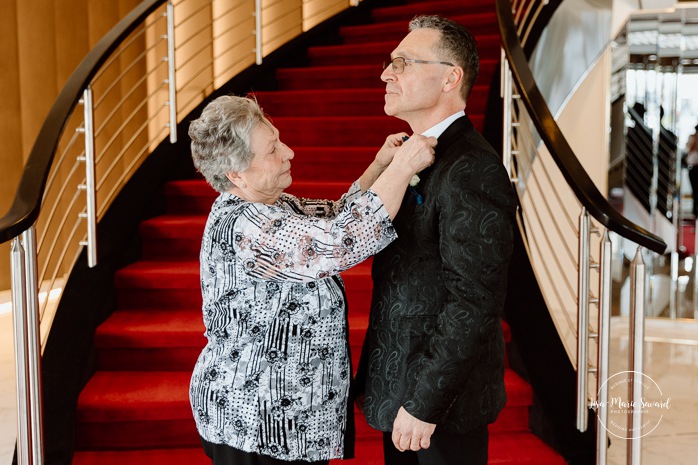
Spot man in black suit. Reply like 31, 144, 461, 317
355, 15, 517, 465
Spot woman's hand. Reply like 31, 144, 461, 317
392, 134, 437, 176
359, 132, 410, 192
375, 132, 410, 169
369, 135, 436, 219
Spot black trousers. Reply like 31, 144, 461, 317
201, 437, 328, 465
382, 426, 488, 465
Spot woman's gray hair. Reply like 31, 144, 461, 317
189, 95, 270, 193
409, 15, 479, 102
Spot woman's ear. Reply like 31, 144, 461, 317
226, 171, 246, 188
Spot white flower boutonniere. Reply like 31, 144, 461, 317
409, 174, 420, 186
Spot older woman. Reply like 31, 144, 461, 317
188, 95, 435, 465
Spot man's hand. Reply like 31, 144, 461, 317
391, 406, 436, 452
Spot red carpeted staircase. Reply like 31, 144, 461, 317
71, 1, 566, 464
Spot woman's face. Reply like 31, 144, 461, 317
233, 122, 294, 203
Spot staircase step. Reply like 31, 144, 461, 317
277, 65, 384, 90
114, 260, 201, 309
256, 88, 386, 116
74, 367, 535, 450
73, 448, 210, 465
488, 432, 566, 464
273, 115, 483, 146
96, 298, 371, 372
164, 178, 367, 216
114, 259, 373, 312
341, 13, 498, 44
276, 59, 498, 91
290, 146, 377, 181
308, 41, 398, 67
273, 116, 409, 146
372, 0, 495, 23
165, 179, 366, 216
95, 309, 205, 371
255, 86, 489, 118
139, 215, 207, 260
73, 431, 566, 465
307, 36, 501, 66
490, 369, 533, 433
75, 371, 198, 450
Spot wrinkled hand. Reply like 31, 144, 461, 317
393, 134, 437, 176
391, 406, 436, 452
375, 132, 411, 169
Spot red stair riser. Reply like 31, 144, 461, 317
341, 14, 498, 44
255, 89, 387, 117
276, 59, 497, 90
372, 0, 496, 23
254, 88, 489, 118
307, 36, 501, 67
75, 419, 199, 450
272, 116, 409, 146
97, 348, 201, 371
72, 449, 211, 465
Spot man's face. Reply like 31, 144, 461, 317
381, 28, 453, 126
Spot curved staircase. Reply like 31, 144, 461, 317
71, 1, 567, 464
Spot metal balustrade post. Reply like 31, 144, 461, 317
501, 50, 513, 179
11, 237, 32, 465
22, 227, 44, 465
254, 0, 262, 65
597, 231, 612, 465
577, 208, 591, 432
166, 0, 178, 143
628, 247, 646, 465
77, 87, 97, 268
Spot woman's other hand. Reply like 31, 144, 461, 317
393, 134, 436, 175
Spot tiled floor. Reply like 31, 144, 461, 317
0, 307, 697, 464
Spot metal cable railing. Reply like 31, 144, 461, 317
497, 0, 667, 464
0, 1, 364, 464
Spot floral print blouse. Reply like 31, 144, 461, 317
189, 181, 396, 461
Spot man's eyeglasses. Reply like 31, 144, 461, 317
383, 56, 455, 74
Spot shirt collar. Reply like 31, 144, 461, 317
421, 110, 465, 139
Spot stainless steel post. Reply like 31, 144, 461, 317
166, 0, 178, 143
597, 231, 612, 465
501, 50, 513, 179
254, 0, 262, 64
627, 247, 646, 465
22, 227, 44, 465
11, 237, 32, 465
577, 208, 590, 432
78, 86, 97, 268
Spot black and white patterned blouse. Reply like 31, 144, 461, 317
189, 181, 396, 461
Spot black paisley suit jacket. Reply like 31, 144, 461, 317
356, 115, 517, 434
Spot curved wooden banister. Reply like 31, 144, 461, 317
0, 0, 165, 244
496, 0, 667, 254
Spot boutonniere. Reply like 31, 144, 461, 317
409, 174, 420, 186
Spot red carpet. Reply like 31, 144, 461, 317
72, 1, 566, 464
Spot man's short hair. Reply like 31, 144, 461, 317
409, 15, 479, 101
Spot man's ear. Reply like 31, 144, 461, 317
443, 66, 464, 94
